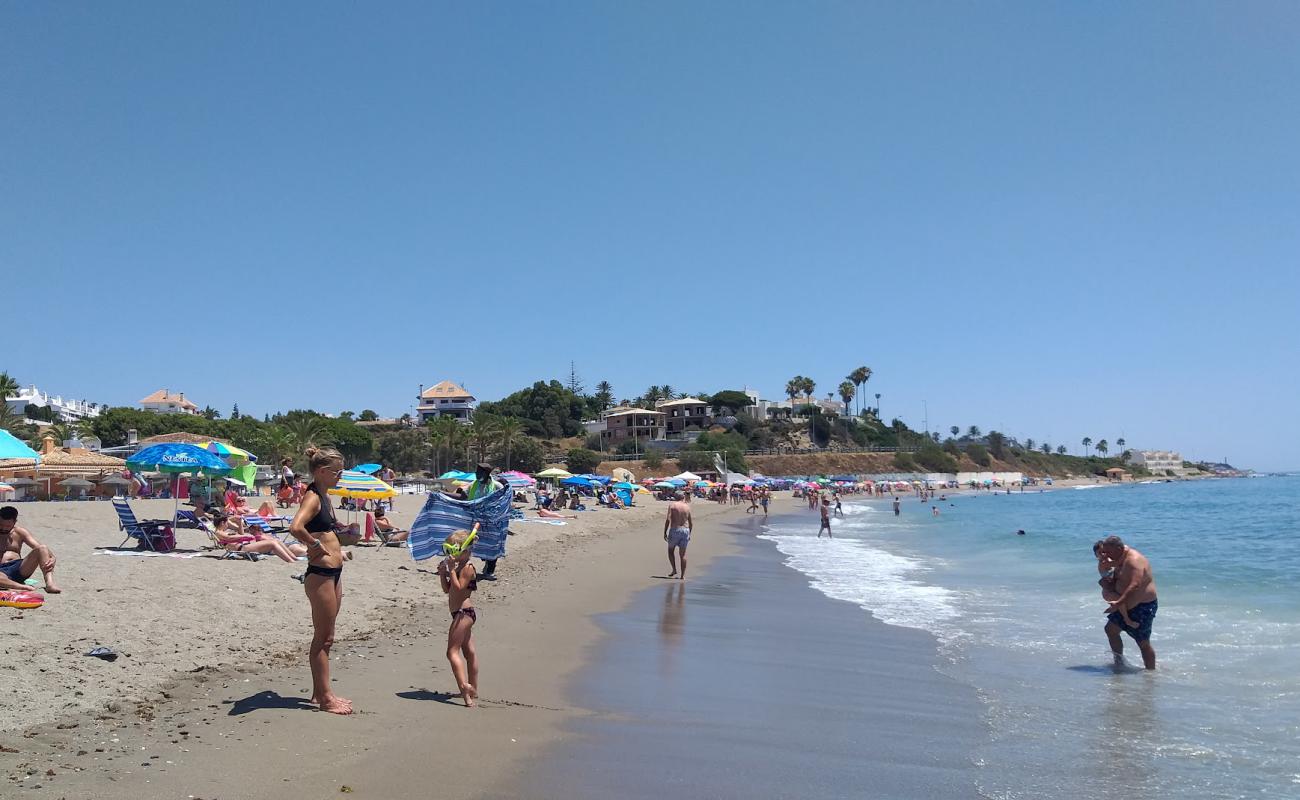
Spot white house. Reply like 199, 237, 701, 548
417, 381, 477, 424
1130, 450, 1185, 475
140, 389, 199, 415
5, 384, 103, 422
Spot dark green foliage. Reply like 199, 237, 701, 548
942, 438, 961, 456
477, 380, 589, 438
359, 409, 379, 421
709, 390, 752, 414
915, 444, 959, 473
374, 429, 431, 474
584, 433, 604, 451
24, 404, 56, 423
893, 452, 918, 471
679, 430, 748, 474
565, 448, 601, 474
643, 448, 664, 469
616, 439, 641, 455
809, 414, 831, 447
495, 436, 545, 475
987, 431, 1006, 460
966, 443, 991, 466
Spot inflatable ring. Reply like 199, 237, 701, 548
0, 590, 44, 609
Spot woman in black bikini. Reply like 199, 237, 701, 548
289, 447, 351, 715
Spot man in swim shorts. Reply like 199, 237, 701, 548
663, 492, 693, 580
0, 506, 61, 593
1098, 535, 1158, 669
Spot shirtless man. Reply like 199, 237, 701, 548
1098, 535, 1158, 669
0, 506, 61, 593
663, 492, 693, 580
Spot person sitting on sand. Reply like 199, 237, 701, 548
0, 506, 61, 593
373, 507, 409, 544
211, 511, 304, 562
438, 529, 480, 707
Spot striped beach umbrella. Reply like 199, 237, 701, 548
195, 441, 258, 465
327, 470, 397, 500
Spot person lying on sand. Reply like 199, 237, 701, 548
212, 511, 305, 562
0, 506, 61, 593
438, 529, 480, 707
537, 508, 577, 519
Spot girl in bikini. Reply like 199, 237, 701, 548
289, 447, 352, 715
211, 511, 303, 561
438, 528, 479, 707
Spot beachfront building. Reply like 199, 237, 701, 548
657, 397, 711, 437
5, 384, 104, 423
0, 435, 126, 500
1130, 450, 1185, 476
600, 408, 665, 447
140, 389, 199, 415
417, 381, 477, 424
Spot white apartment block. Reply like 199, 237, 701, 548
1130, 450, 1184, 475
5, 384, 104, 422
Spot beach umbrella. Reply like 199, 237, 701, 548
653, 481, 676, 490
58, 477, 93, 488
353, 463, 382, 475
327, 471, 398, 500
7, 477, 38, 488
0, 483, 13, 494
611, 467, 636, 484
611, 481, 639, 490
561, 476, 595, 488
194, 441, 258, 465
128, 443, 232, 523
535, 468, 572, 478
438, 470, 475, 481
0, 429, 40, 462
672, 471, 702, 482
97, 475, 132, 497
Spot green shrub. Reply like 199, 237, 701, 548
966, 443, 991, 467
565, 448, 601, 474
893, 452, 918, 471
915, 444, 958, 473
643, 449, 664, 469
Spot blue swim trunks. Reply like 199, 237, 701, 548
0, 559, 25, 582
1109, 598, 1158, 642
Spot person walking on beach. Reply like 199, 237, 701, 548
818, 497, 832, 538
663, 492, 693, 579
289, 447, 352, 715
1097, 535, 1159, 670
0, 506, 61, 593
438, 528, 479, 707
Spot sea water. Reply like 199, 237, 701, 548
759, 477, 1300, 799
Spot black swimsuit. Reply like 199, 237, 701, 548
304, 483, 342, 584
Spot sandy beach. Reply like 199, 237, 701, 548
0, 492, 744, 797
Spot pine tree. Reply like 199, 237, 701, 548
566, 361, 585, 395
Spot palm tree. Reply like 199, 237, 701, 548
593, 381, 614, 411
0, 372, 18, 403
1095, 439, 1109, 458
284, 416, 330, 454
260, 426, 296, 466
950, 425, 960, 439
847, 367, 872, 417
1057, 444, 1067, 455
838, 381, 855, 415
468, 415, 499, 463
802, 377, 817, 405
785, 377, 803, 408
1081, 436, 1092, 457
659, 385, 676, 401
1025, 438, 1035, 453
1041, 443, 1052, 454
1116, 437, 1126, 452
496, 417, 524, 469
967, 425, 981, 439
428, 415, 462, 472
0, 404, 27, 435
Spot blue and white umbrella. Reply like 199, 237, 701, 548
127, 443, 232, 525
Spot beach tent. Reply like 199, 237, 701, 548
672, 472, 703, 482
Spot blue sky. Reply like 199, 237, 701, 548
3, 3, 1298, 469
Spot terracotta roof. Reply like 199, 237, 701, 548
0, 449, 126, 473
140, 389, 198, 409
420, 381, 474, 400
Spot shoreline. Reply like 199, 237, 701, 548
1, 494, 743, 797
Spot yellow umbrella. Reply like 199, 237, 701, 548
535, 468, 572, 479
327, 470, 397, 500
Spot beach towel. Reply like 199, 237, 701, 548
409, 486, 513, 562
94, 548, 204, 559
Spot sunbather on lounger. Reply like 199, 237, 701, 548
212, 512, 303, 562
374, 507, 409, 544
537, 508, 577, 520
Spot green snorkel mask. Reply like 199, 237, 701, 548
442, 523, 480, 558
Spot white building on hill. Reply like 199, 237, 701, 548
5, 384, 103, 422
140, 389, 199, 415
417, 381, 477, 424
1130, 450, 1185, 475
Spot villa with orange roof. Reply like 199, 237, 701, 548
140, 389, 199, 415
417, 381, 477, 424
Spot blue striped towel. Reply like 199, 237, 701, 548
409, 486, 513, 562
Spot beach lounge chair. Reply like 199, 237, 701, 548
111, 499, 174, 552
199, 520, 261, 562
175, 510, 206, 529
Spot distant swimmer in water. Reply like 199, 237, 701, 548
931, 506, 940, 516
892, 497, 901, 517
1016, 529, 1026, 535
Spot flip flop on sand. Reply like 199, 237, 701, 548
85, 647, 118, 662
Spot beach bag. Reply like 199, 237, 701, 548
137, 525, 176, 553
